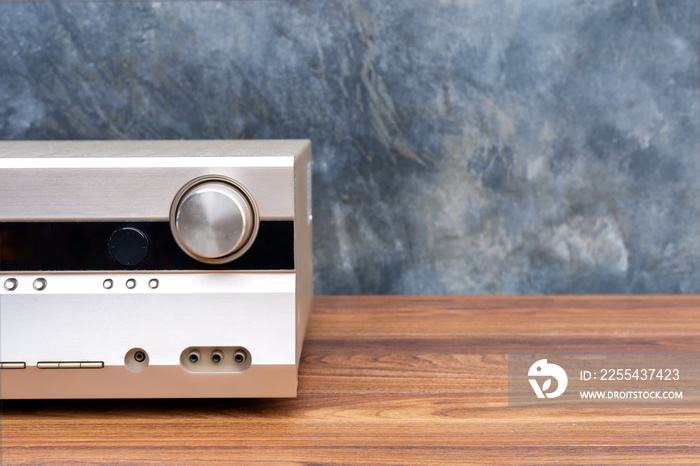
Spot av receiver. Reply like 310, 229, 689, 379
0, 140, 312, 399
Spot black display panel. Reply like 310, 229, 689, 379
0, 220, 294, 271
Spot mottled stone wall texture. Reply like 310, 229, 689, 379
1, 1, 698, 294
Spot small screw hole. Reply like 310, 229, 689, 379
134, 351, 146, 363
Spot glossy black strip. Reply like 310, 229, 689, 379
0, 220, 294, 271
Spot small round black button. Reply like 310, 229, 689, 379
108, 227, 149, 266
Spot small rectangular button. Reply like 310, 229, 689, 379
37, 362, 60, 369
59, 362, 81, 369
80, 361, 104, 369
0, 362, 26, 369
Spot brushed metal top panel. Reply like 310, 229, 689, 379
0, 165, 293, 219
0, 139, 311, 159
0, 140, 309, 219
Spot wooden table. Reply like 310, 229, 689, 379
2, 296, 699, 464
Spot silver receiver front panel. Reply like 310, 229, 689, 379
0, 140, 313, 399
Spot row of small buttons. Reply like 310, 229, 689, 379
0, 361, 103, 369
37, 361, 104, 369
3, 278, 47, 291
3, 278, 160, 291
103, 278, 159, 290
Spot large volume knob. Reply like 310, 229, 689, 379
170, 176, 259, 264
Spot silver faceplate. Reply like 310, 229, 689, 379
0, 140, 313, 399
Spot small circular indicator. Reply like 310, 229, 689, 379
103, 279, 114, 290
148, 279, 159, 289
126, 279, 136, 289
4, 278, 18, 291
33, 278, 47, 291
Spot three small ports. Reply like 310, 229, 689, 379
181, 347, 250, 373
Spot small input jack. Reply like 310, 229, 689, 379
211, 350, 224, 364
233, 350, 246, 364
188, 350, 201, 364
124, 348, 149, 372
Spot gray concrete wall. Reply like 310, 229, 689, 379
1, 1, 698, 294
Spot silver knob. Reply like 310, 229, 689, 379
170, 177, 258, 264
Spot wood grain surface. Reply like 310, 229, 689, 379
2, 295, 699, 464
